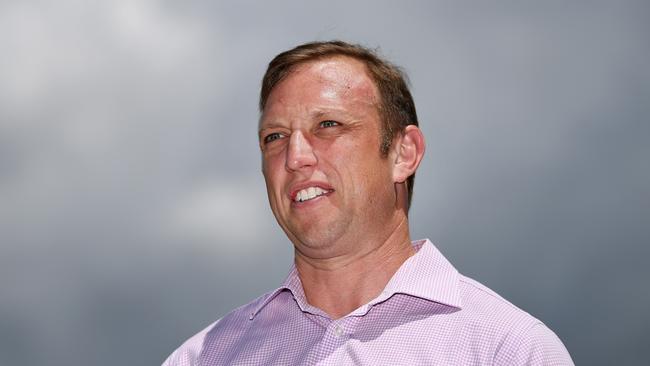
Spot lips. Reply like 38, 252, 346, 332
295, 187, 328, 202
289, 182, 334, 203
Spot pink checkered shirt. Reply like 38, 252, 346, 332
163, 239, 573, 365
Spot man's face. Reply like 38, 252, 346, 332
259, 56, 399, 256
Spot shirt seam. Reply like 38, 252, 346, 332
458, 276, 528, 314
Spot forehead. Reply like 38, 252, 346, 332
262, 56, 379, 120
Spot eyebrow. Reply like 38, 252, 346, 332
309, 108, 355, 122
311, 110, 328, 120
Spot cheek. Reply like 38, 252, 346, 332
356, 157, 394, 197
264, 172, 282, 194
262, 152, 284, 178
263, 159, 290, 201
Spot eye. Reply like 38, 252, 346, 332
320, 120, 339, 128
263, 132, 284, 144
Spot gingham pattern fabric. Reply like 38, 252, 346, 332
163, 239, 573, 365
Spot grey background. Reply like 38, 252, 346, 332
1, 1, 649, 365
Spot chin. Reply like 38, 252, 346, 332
289, 222, 350, 255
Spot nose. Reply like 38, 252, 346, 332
286, 130, 317, 171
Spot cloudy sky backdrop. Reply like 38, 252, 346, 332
1, 1, 648, 365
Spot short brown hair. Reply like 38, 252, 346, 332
260, 40, 419, 211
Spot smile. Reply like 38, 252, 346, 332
294, 187, 331, 202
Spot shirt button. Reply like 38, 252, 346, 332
334, 325, 344, 337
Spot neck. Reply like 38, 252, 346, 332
294, 216, 415, 319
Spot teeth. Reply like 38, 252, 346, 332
295, 187, 328, 202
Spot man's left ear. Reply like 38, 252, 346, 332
392, 125, 426, 183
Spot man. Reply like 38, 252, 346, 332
163, 41, 573, 365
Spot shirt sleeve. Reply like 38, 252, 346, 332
509, 322, 574, 365
161, 320, 220, 366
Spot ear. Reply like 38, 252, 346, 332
392, 125, 426, 183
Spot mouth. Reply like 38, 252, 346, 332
291, 185, 334, 203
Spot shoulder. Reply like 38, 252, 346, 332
160, 290, 278, 366
457, 275, 573, 365
161, 319, 219, 366
507, 322, 575, 365
458, 274, 538, 328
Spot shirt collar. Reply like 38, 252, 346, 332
380, 239, 462, 309
251, 266, 314, 318
252, 239, 462, 318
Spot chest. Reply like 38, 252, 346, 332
199, 302, 500, 365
